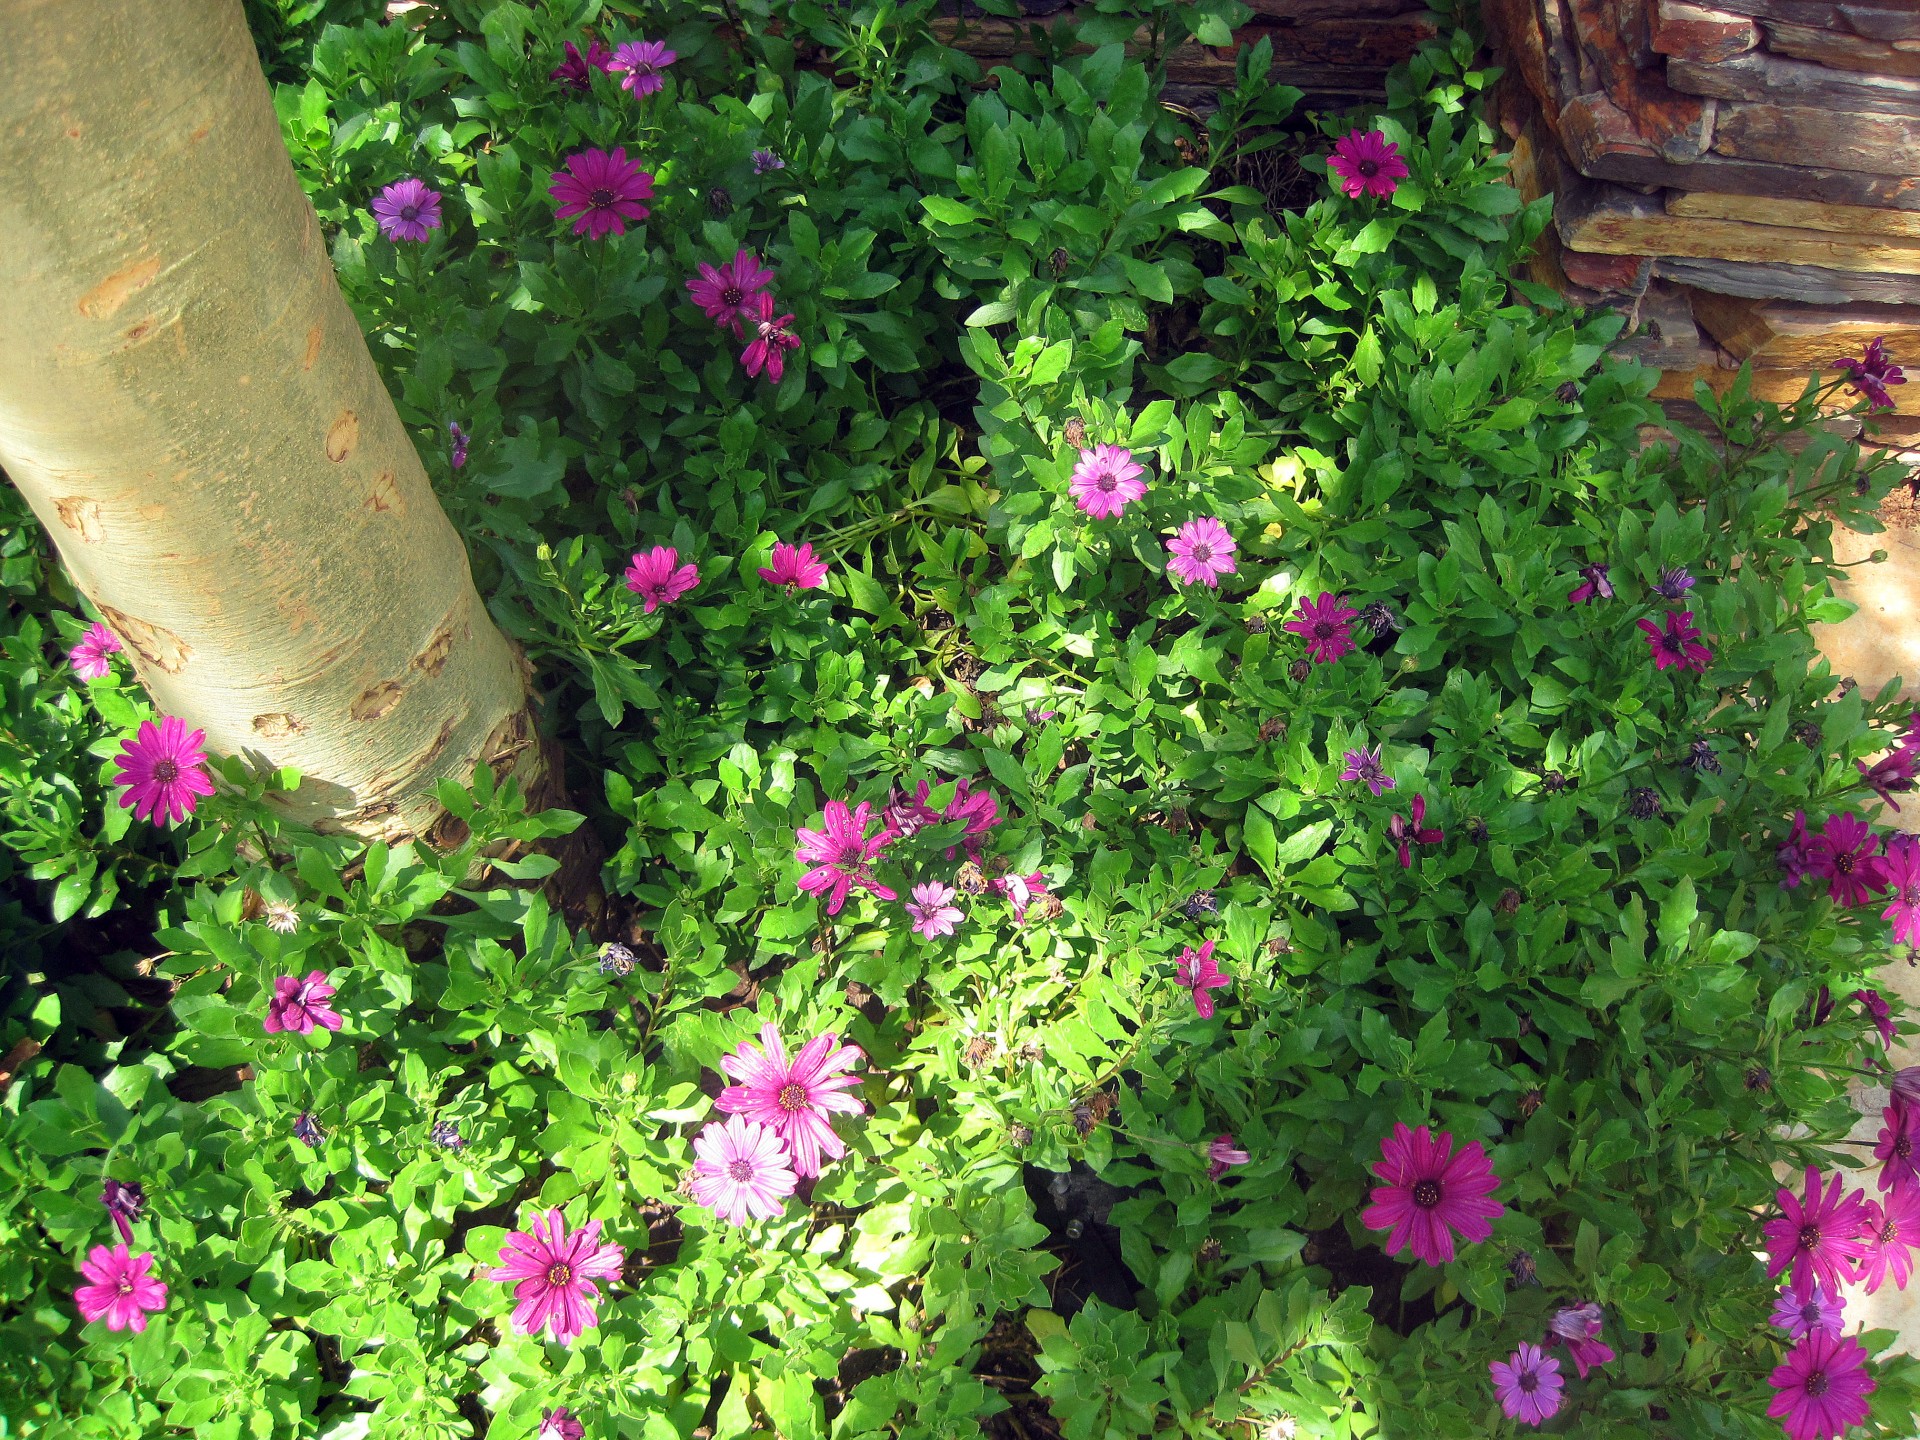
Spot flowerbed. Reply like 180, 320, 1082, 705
8, 0, 1920, 1437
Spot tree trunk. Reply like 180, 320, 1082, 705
0, 0, 602, 927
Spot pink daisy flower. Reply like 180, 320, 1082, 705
1068, 444, 1148, 519
1327, 128, 1410, 200
1856, 987, 1896, 1048
1779, 809, 1814, 891
881, 783, 943, 840
549, 148, 654, 240
940, 779, 1002, 859
1387, 794, 1443, 868
263, 970, 343, 1036
715, 1022, 866, 1177
623, 546, 700, 613
549, 39, 614, 89
370, 178, 443, 243
687, 250, 775, 339
795, 800, 897, 915
991, 869, 1051, 923
1876, 1103, 1920, 1194
1340, 744, 1395, 796
1772, 1283, 1847, 1342
1284, 592, 1359, 664
905, 881, 963, 940
539, 1408, 586, 1440
1489, 1342, 1562, 1426
68, 621, 121, 679
73, 1244, 167, 1331
1207, 1135, 1250, 1180
741, 290, 802, 383
757, 540, 828, 591
487, 1208, 625, 1347
608, 39, 676, 97
1879, 834, 1920, 944
1858, 742, 1920, 811
112, 716, 215, 827
1768, 1332, 1876, 1440
1856, 1186, 1920, 1293
1361, 1122, 1506, 1266
1175, 940, 1230, 1020
1545, 1301, 1615, 1379
1638, 609, 1713, 673
1764, 1167, 1872, 1301
1165, 516, 1238, 588
1834, 336, 1907, 413
1807, 813, 1884, 908
689, 1114, 799, 1225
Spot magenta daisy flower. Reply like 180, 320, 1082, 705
905, 881, 963, 940
1638, 609, 1713, 673
1545, 1302, 1615, 1379
623, 545, 700, 613
1569, 563, 1613, 605
538, 1407, 586, 1440
1361, 1123, 1506, 1266
1779, 809, 1814, 891
448, 421, 469, 470
1834, 336, 1907, 413
263, 970, 343, 1037
112, 716, 215, 827
1489, 1342, 1562, 1426
881, 783, 943, 840
1207, 1134, 1250, 1180
1858, 742, 1920, 810
757, 540, 829, 591
1327, 128, 1410, 200
689, 1114, 799, 1225
795, 801, 897, 915
1857, 1186, 1920, 1293
549, 38, 614, 89
1880, 834, 1920, 944
1387, 794, 1443, 868
1765, 1167, 1872, 1300
1175, 940, 1230, 1020
741, 290, 802, 383
1807, 813, 1884, 907
608, 39, 676, 97
1284, 591, 1359, 664
73, 1245, 167, 1331
1856, 988, 1896, 1048
1876, 1102, 1920, 1194
549, 148, 654, 240
940, 779, 1002, 859
716, 1022, 866, 1177
1768, 1332, 1876, 1440
1340, 743, 1395, 796
687, 249, 775, 339
1166, 517, 1238, 588
370, 178, 443, 243
1772, 1283, 1847, 1342
68, 621, 121, 679
1068, 444, 1148, 520
487, 1208, 625, 1347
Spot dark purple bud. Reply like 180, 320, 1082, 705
101, 1179, 145, 1244
430, 1120, 465, 1150
1181, 889, 1218, 920
1653, 565, 1696, 600
293, 1111, 324, 1148
1507, 1250, 1539, 1287
1626, 787, 1662, 821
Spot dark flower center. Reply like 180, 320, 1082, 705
589, 187, 616, 208
721, 284, 744, 305
152, 759, 179, 784
545, 1262, 573, 1286
727, 1158, 756, 1182
1312, 619, 1341, 639
1836, 853, 1856, 875
1095, 470, 1118, 492
1898, 1135, 1911, 1159
778, 1082, 809, 1113
1801, 1302, 1822, 1325
1516, 1371, 1538, 1393
1798, 1224, 1822, 1250
1188, 543, 1213, 563
1805, 1371, 1830, 1398
1411, 1178, 1442, 1209
1885, 1220, 1900, 1243
399, 204, 420, 221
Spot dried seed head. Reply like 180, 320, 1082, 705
1264, 935, 1293, 958
1556, 380, 1581, 404
963, 1035, 995, 1069
1181, 890, 1219, 920
1050, 246, 1070, 278
1009, 1122, 1034, 1147
1197, 1236, 1223, 1264
1033, 894, 1065, 923
1625, 787, 1662, 821
1245, 614, 1268, 634
1685, 738, 1721, 774
1794, 721, 1823, 750
1062, 416, 1087, 448
263, 901, 301, 934
955, 862, 988, 896
598, 942, 638, 976
1745, 1065, 1773, 1093
1507, 1250, 1539, 1287
1359, 601, 1404, 636
1518, 1088, 1544, 1118
1497, 888, 1523, 916
1465, 817, 1489, 843
1540, 770, 1571, 795
1288, 659, 1312, 682
1258, 717, 1287, 743
707, 186, 733, 217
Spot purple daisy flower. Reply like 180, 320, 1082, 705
1764, 1166, 1871, 1301
1340, 744, 1395, 796
1771, 1283, 1846, 1342
1489, 1342, 1563, 1426
370, 178, 443, 243
549, 39, 614, 90
1284, 592, 1359, 664
1569, 563, 1612, 605
549, 148, 654, 240
608, 39, 676, 97
1068, 444, 1149, 520
1165, 517, 1238, 588
1638, 609, 1713, 673
1806, 813, 1884, 908
751, 148, 786, 174
1834, 336, 1907, 412
1361, 1123, 1505, 1266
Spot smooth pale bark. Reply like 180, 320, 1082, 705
0, 0, 554, 855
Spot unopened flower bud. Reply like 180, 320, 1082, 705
1745, 1065, 1773, 1093
1288, 659, 1312, 682
1497, 888, 1523, 915
1197, 1236, 1223, 1264
707, 186, 733, 217
1507, 1250, 1539, 1287
1010, 1122, 1034, 1147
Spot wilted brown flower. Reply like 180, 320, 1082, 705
1062, 415, 1087, 449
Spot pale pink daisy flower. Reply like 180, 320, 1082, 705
1207, 1135, 1250, 1180
112, 716, 215, 826
68, 621, 122, 679
687, 249, 775, 339
487, 1208, 625, 1346
795, 800, 897, 915
1175, 940, 1230, 1019
1068, 444, 1148, 520
263, 970, 343, 1036
73, 1245, 167, 1331
758, 540, 829, 591
608, 39, 676, 97
716, 1022, 866, 1177
623, 546, 700, 613
905, 881, 963, 939
1166, 517, 1238, 588
741, 290, 802, 383
689, 1114, 799, 1224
